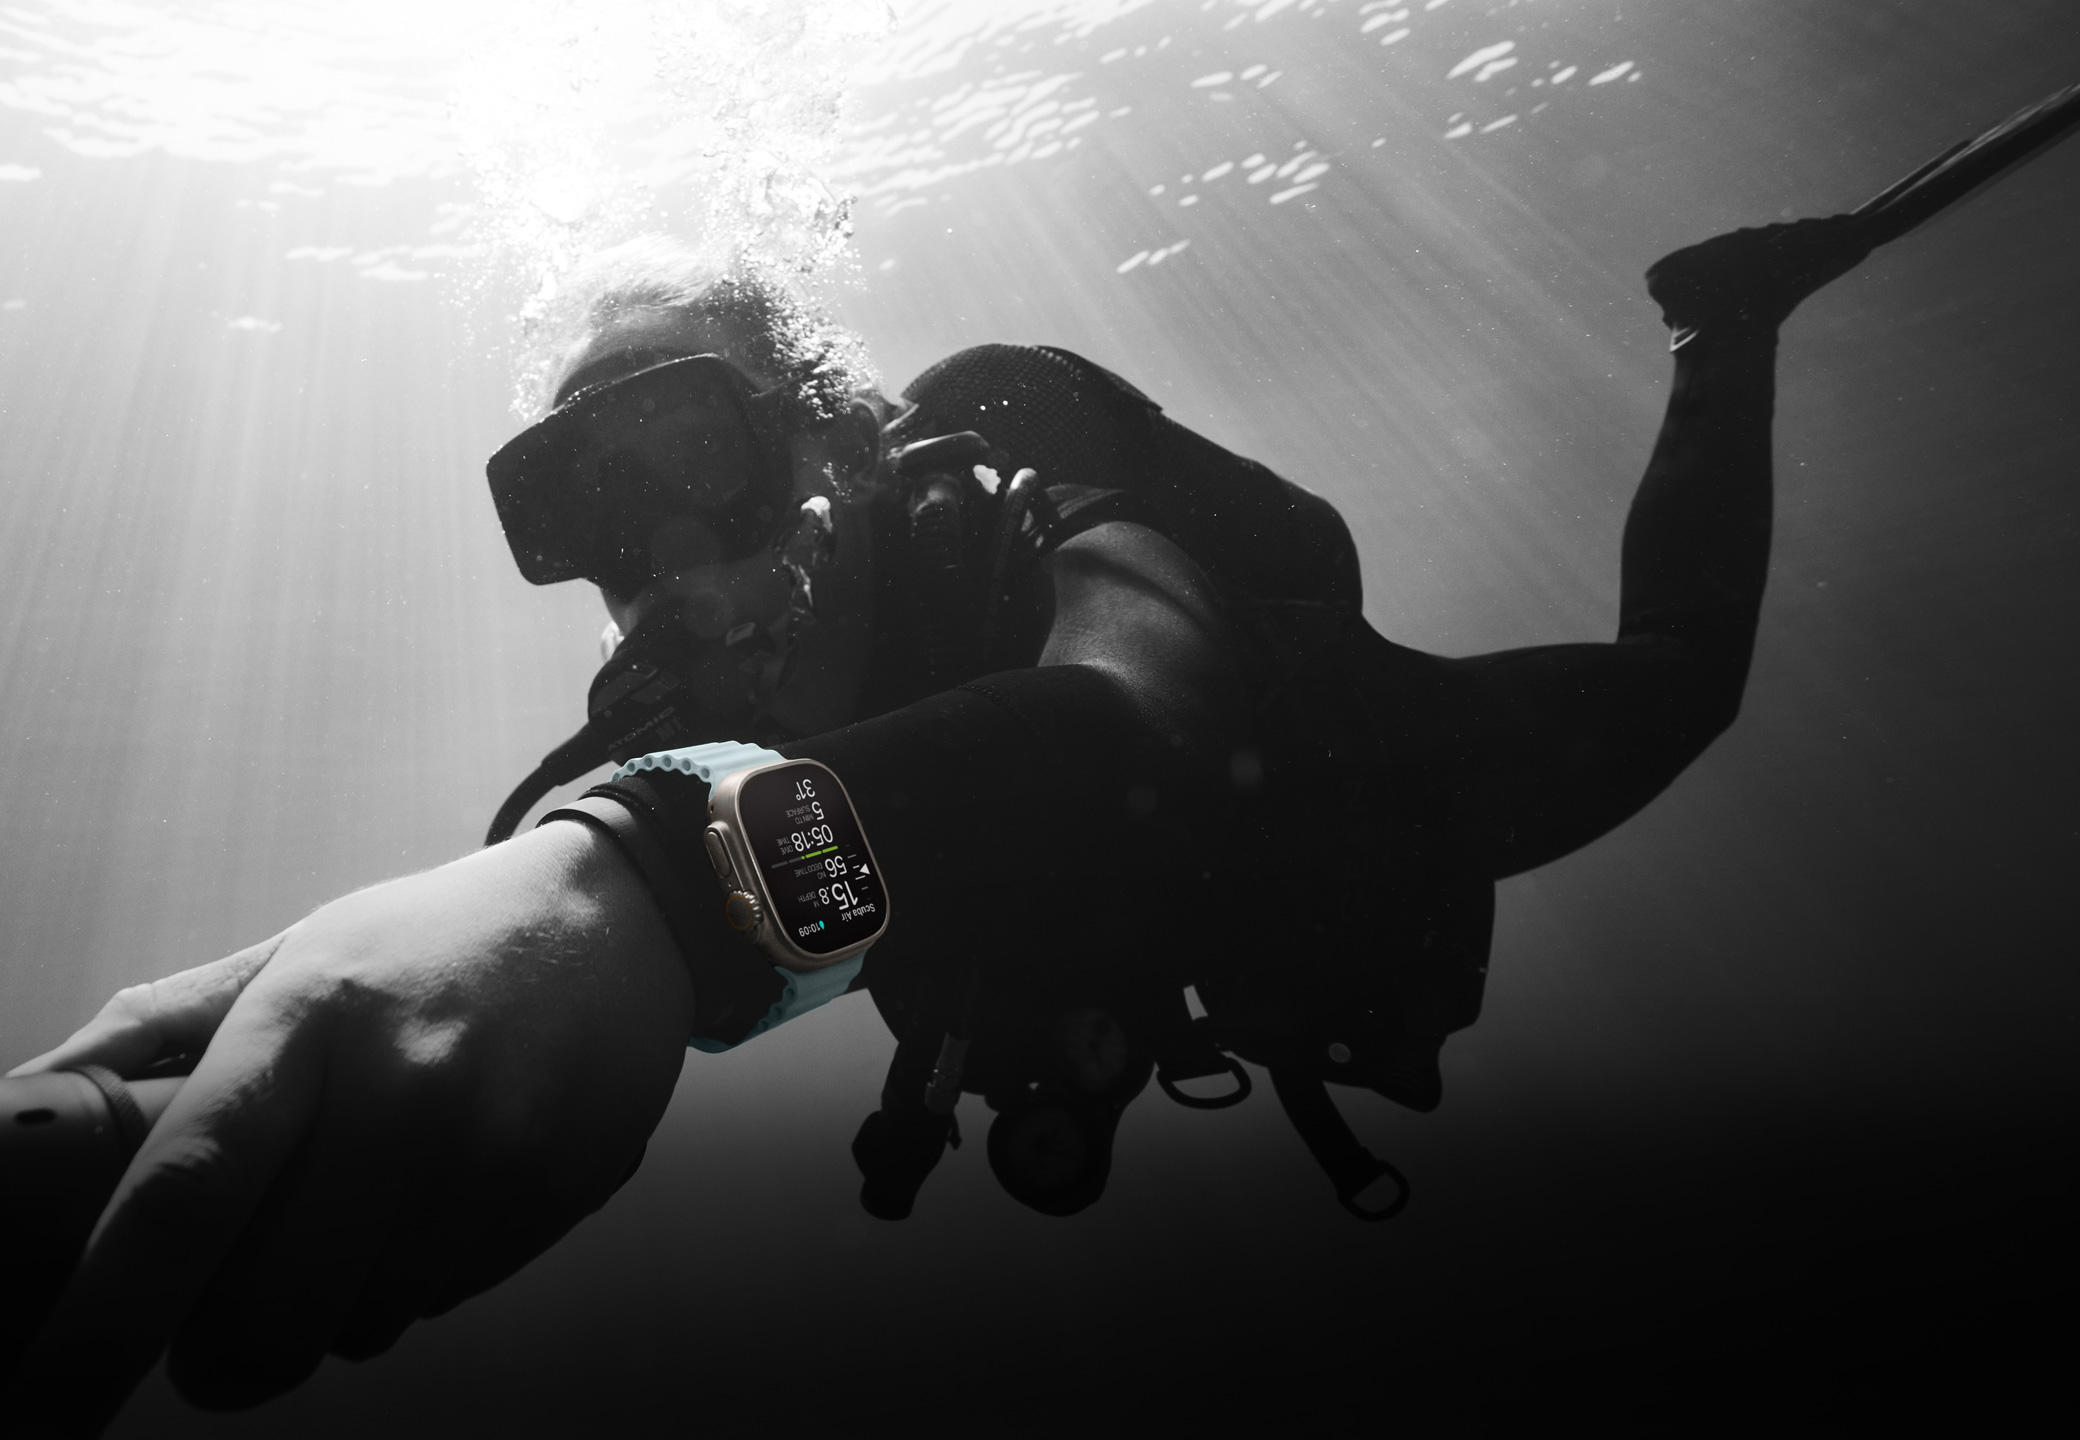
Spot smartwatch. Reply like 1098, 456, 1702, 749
610, 740, 890, 1052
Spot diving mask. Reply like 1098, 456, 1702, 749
486, 353, 817, 599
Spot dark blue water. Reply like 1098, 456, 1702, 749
3, 1, 2077, 1431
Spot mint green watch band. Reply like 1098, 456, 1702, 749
614, 739, 784, 787
619, 741, 868, 1053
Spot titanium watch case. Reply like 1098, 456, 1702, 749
700, 758, 890, 973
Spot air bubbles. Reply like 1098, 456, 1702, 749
527, 170, 595, 226
455, 0, 895, 416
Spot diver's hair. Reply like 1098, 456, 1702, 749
532, 235, 878, 422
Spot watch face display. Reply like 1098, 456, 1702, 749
733, 760, 886, 957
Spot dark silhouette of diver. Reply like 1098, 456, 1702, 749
4, 79, 2074, 1436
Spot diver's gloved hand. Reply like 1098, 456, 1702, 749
3, 821, 693, 1436
1645, 214, 1876, 342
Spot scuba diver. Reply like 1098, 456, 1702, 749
4, 79, 2074, 1437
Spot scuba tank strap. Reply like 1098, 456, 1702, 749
1268, 1069, 1410, 1222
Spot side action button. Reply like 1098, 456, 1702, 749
702, 825, 736, 888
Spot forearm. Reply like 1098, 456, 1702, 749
591, 664, 1232, 988
524, 818, 698, 1029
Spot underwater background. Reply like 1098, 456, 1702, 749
2, 0, 2077, 1430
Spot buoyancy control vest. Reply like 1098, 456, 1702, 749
852, 344, 1494, 1221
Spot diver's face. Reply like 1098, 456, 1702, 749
561, 310, 881, 737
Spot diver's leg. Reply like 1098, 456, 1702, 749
1440, 217, 1878, 876
1609, 320, 1781, 717
1617, 216, 1878, 696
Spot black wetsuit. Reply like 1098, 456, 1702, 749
594, 330, 1763, 1140
582, 343, 1572, 1107
865, 344, 1494, 1110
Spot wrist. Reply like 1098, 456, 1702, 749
535, 789, 798, 1047
532, 817, 699, 1033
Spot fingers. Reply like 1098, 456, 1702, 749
165, 1124, 410, 1409
421, 1203, 591, 1320
7, 932, 289, 1080
4, 994, 324, 1438
329, 1222, 463, 1363
394, 1137, 647, 1328
328, 1141, 646, 1364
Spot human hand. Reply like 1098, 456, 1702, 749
3, 821, 694, 1437
6, 930, 290, 1085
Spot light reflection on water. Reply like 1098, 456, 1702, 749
2, 0, 2078, 1432
1, 1, 1651, 300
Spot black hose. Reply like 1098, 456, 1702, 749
484, 725, 605, 846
